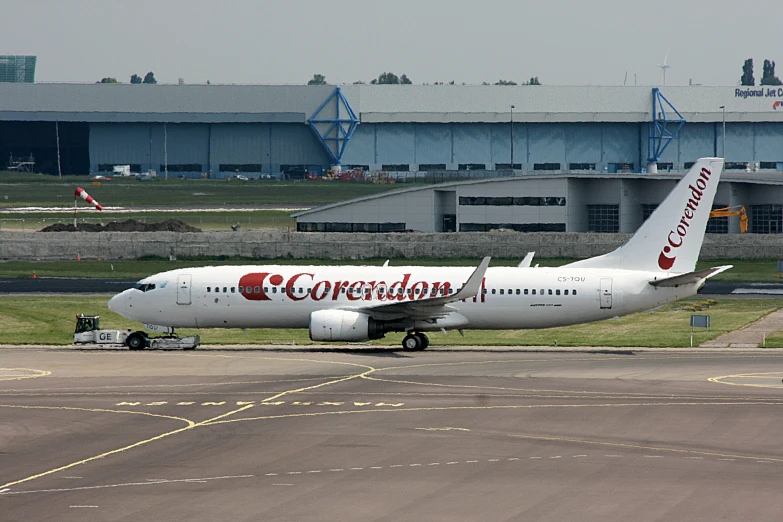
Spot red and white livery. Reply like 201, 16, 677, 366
109, 158, 730, 350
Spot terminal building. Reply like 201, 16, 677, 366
1, 82, 783, 233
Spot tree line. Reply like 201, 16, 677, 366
740, 59, 781, 86
307, 73, 541, 85
98, 72, 157, 84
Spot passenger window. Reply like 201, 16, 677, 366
492, 289, 496, 294
365, 288, 371, 294
516, 289, 520, 295
207, 287, 211, 292
556, 289, 560, 295
524, 289, 529, 295
263, 287, 268, 293
532, 289, 536, 295
573, 289, 577, 295
540, 289, 544, 295
272, 287, 277, 294
407, 289, 412, 295
449, 289, 454, 294
499, 289, 504, 295
238, 286, 243, 293
223, 287, 227, 293
341, 288, 346, 294
231, 287, 235, 293
254, 286, 260, 293
564, 289, 569, 295
482, 289, 487, 294
548, 289, 552, 295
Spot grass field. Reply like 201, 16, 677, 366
0, 210, 296, 231
1, 295, 779, 347
0, 257, 778, 281
0, 174, 416, 208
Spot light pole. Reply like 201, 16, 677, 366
510, 105, 515, 170
719, 105, 726, 159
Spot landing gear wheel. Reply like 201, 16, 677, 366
402, 334, 422, 351
127, 332, 147, 351
415, 333, 429, 350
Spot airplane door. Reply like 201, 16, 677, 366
599, 278, 612, 309
177, 274, 192, 305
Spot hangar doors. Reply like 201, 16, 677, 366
435, 190, 457, 232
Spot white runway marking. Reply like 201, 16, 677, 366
70, 505, 98, 508
0, 475, 254, 496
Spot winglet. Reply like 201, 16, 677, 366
452, 256, 491, 300
518, 252, 535, 268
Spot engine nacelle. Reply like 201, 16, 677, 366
309, 309, 384, 342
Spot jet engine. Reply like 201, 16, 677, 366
309, 310, 385, 342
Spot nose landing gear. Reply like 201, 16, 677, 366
402, 332, 429, 351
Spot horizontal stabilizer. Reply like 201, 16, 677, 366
649, 265, 733, 287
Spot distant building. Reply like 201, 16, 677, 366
0, 56, 36, 83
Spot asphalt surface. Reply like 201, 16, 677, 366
2, 278, 782, 295
2, 346, 783, 521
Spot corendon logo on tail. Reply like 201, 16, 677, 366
658, 167, 713, 270
237, 272, 487, 303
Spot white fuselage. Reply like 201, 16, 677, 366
108, 265, 697, 331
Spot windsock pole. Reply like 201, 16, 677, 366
73, 187, 103, 230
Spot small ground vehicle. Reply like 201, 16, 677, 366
73, 315, 199, 350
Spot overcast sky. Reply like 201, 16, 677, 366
5, 0, 781, 86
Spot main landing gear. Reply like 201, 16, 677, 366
402, 332, 429, 351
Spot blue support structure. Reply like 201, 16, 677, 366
308, 87, 359, 165
647, 87, 685, 167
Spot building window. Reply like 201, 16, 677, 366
458, 163, 486, 170
219, 164, 262, 173
725, 162, 749, 171
759, 161, 780, 170
656, 162, 674, 171
459, 196, 565, 206
296, 222, 405, 233
750, 205, 783, 234
458, 223, 566, 232
495, 163, 522, 170
569, 163, 596, 171
642, 204, 658, 222
533, 163, 561, 171
160, 164, 203, 172
706, 204, 729, 234
587, 205, 619, 233
98, 163, 141, 173
419, 164, 446, 171
382, 164, 410, 172
684, 162, 695, 169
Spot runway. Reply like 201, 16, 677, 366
1, 347, 783, 521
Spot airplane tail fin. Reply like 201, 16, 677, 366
564, 158, 724, 273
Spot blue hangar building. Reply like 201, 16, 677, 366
2, 83, 782, 176
2, 83, 783, 234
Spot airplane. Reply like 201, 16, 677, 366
108, 157, 730, 351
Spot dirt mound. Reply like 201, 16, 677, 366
41, 219, 202, 233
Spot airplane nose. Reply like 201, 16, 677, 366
108, 291, 126, 316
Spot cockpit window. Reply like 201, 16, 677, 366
133, 282, 156, 292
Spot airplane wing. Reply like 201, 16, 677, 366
649, 265, 733, 287
340, 257, 491, 320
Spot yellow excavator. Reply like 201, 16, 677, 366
709, 205, 748, 233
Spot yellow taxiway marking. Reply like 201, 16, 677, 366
0, 357, 379, 491
709, 372, 783, 389
0, 368, 51, 382
507, 433, 783, 464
